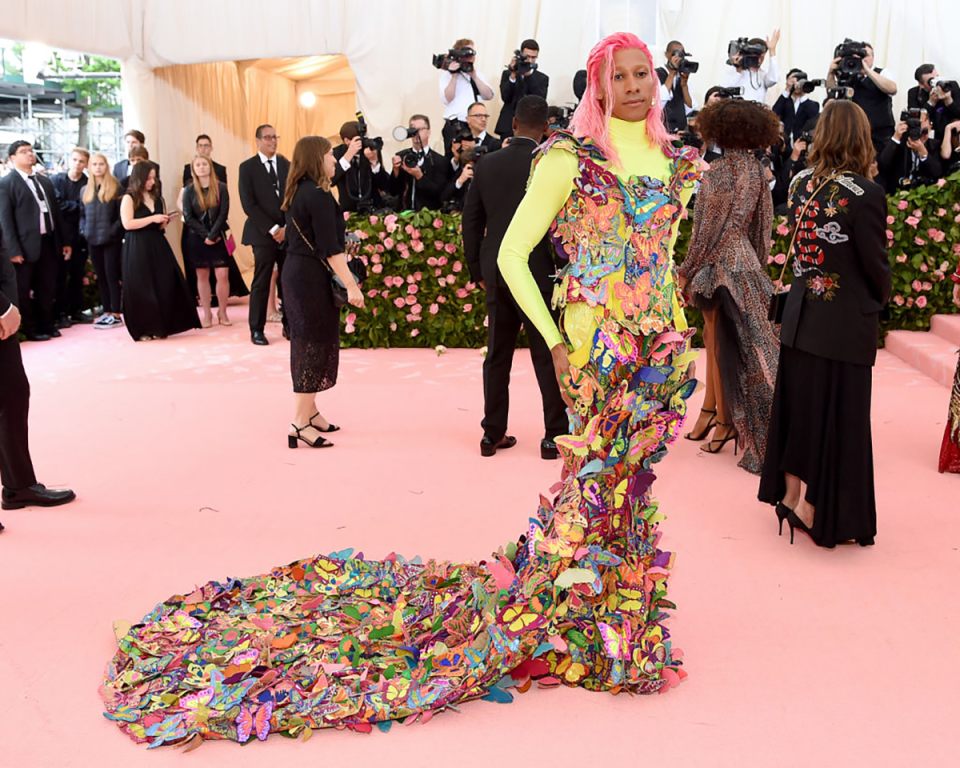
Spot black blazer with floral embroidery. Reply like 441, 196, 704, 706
780, 169, 891, 366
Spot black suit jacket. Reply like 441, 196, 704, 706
496, 70, 549, 138
388, 149, 449, 212
114, 158, 161, 183
772, 95, 820, 146
183, 161, 228, 186
0, 172, 66, 262
781, 170, 891, 366
877, 136, 942, 190
331, 144, 392, 212
462, 137, 556, 302
238, 154, 289, 246
0, 222, 15, 315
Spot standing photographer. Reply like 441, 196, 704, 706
495, 39, 549, 141
389, 115, 449, 211
878, 109, 942, 191
657, 40, 697, 132
438, 38, 495, 155
773, 69, 821, 147
724, 29, 781, 103
332, 120, 392, 213
826, 42, 897, 151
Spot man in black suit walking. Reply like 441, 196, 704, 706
495, 40, 549, 140
0, 141, 72, 341
238, 124, 289, 345
0, 217, 76, 528
462, 96, 566, 459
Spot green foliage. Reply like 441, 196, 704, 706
47, 52, 122, 110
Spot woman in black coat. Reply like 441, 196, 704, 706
80, 153, 124, 329
759, 100, 892, 548
182, 156, 231, 327
280, 136, 364, 448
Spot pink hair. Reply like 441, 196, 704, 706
568, 32, 671, 168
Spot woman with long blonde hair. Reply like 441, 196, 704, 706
81, 153, 124, 328
182, 155, 231, 327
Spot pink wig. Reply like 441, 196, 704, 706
568, 32, 672, 168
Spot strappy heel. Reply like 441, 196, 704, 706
288, 423, 334, 449
308, 412, 340, 433
684, 408, 717, 441
700, 422, 738, 455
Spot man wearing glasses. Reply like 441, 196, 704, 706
464, 102, 502, 153
495, 39, 549, 141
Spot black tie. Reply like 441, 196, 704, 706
266, 158, 279, 195
30, 176, 53, 234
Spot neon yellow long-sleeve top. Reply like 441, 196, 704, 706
498, 117, 694, 353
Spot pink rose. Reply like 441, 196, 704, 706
381, 290, 389, 299
452, 261, 463, 273
376, 244, 384, 252
404, 313, 417, 323
429, 303, 439, 315
413, 271, 422, 281
390, 322, 397, 331
407, 284, 418, 295
917, 295, 928, 308
378, 231, 386, 240
343, 211, 350, 221
434, 269, 442, 277
897, 200, 909, 210
412, 240, 425, 253
941, 261, 951, 271
345, 323, 354, 333
922, 281, 933, 291
932, 230, 946, 243
413, 229, 421, 239
371, 308, 377, 316
937, 208, 947, 217
405, 224, 414, 234
444, 243, 457, 254
886, 215, 895, 225
955, 215, 960, 223
367, 289, 378, 298
463, 303, 473, 312
483, 315, 489, 327
896, 254, 908, 263
915, 237, 926, 246
434, 241, 444, 251
371, 254, 381, 263
954, 243, 960, 255
893, 295, 904, 306
905, 216, 919, 228
399, 249, 410, 259
954, 204, 960, 212
885, 230, 894, 240
936, 178, 947, 187
438, 256, 448, 266
385, 213, 398, 230
393, 297, 405, 308
767, 255, 775, 265
346, 313, 357, 325
372, 263, 383, 273
384, 237, 395, 250
357, 230, 369, 240
465, 281, 476, 290
912, 279, 922, 291
776, 223, 790, 236
433, 218, 443, 229
410, 329, 420, 337
456, 288, 469, 298
437, 295, 446, 304
920, 263, 929, 272
446, 274, 457, 285
774, 253, 786, 265
906, 297, 915, 307
404, 295, 416, 306
913, 209, 923, 218
427, 257, 438, 266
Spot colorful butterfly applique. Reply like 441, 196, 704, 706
144, 713, 187, 749
235, 700, 274, 743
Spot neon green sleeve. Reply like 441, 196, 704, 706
497, 148, 577, 350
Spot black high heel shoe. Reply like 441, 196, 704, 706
700, 422, 738, 455
775, 502, 792, 536
785, 510, 816, 545
684, 408, 717, 441
288, 423, 334, 449
308, 412, 340, 433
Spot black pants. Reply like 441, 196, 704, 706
89, 241, 123, 313
14, 235, 58, 336
248, 241, 288, 333
55, 238, 88, 318
0, 334, 37, 490
481, 281, 568, 441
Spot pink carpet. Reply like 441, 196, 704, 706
2, 300, 958, 767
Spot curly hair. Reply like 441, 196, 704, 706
696, 99, 781, 150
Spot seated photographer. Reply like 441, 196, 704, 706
723, 29, 781, 103
448, 130, 477, 173
441, 146, 480, 212
438, 38, 495, 155
495, 39, 549, 140
332, 121, 392, 213
657, 40, 697, 132
546, 106, 570, 138
878, 110, 942, 191
389, 115, 449, 212
940, 119, 960, 174
773, 69, 821, 147
827, 41, 897, 150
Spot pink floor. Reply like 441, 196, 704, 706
2, 301, 958, 767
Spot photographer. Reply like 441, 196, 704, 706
878, 109, 942, 191
448, 131, 478, 174
389, 114, 449, 212
495, 39, 549, 140
546, 106, 571, 137
940, 119, 960, 174
657, 40, 697, 132
442, 146, 480, 212
773, 68, 821, 147
438, 38, 495, 155
925, 78, 960, 138
332, 120, 392, 213
909, 64, 939, 112
724, 29, 781, 103
826, 41, 897, 150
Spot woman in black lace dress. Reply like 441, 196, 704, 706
280, 136, 364, 448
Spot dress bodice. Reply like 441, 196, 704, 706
131, 196, 163, 232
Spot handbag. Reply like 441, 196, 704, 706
224, 230, 237, 256
768, 172, 838, 324
290, 217, 363, 308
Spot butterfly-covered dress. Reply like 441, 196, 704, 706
940, 268, 960, 473
99, 120, 700, 749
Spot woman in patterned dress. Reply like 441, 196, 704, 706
938, 267, 960, 473
99, 33, 701, 749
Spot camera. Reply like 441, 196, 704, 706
791, 71, 825, 94
397, 148, 421, 169
355, 112, 383, 152
798, 132, 814, 146
833, 39, 869, 84
931, 77, 958, 92
510, 49, 538, 76
715, 86, 745, 100
432, 47, 475, 74
900, 108, 926, 140
678, 129, 703, 150
669, 49, 700, 75
827, 86, 852, 101
547, 105, 574, 130
727, 38, 766, 70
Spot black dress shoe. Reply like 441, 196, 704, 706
1, 484, 76, 510
480, 434, 517, 457
26, 333, 52, 342
540, 439, 559, 460
49, 328, 62, 338
70, 313, 95, 324
56, 313, 74, 328
251, 330, 269, 346
0, 520, 4, 532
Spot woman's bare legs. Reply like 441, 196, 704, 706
196, 267, 212, 327
686, 315, 718, 438
782, 473, 815, 527
214, 267, 231, 325
702, 308, 736, 448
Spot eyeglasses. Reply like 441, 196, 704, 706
470, 113, 489, 119
260, 135, 280, 141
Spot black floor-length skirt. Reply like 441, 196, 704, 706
758, 344, 877, 547
122, 229, 202, 340
281, 253, 340, 393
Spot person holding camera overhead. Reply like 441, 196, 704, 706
438, 38, 495, 155
495, 39, 549, 141
724, 29, 781, 103
827, 41, 897, 151
878, 108, 942, 191
773, 68, 821, 148
389, 115, 449, 212
331, 119, 392, 214
657, 40, 697, 132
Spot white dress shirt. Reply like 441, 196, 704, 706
439, 70, 493, 120
724, 56, 781, 103
15, 167, 50, 235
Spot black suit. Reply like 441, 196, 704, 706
772, 94, 820, 146
331, 145, 392, 213
877, 136, 942, 191
388, 149, 449, 212
462, 136, 566, 442
51, 171, 88, 319
0, 227, 37, 491
183, 161, 227, 186
114, 158, 161, 184
238, 153, 290, 333
0, 171, 67, 336
495, 70, 549, 139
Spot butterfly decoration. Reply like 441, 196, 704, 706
613, 276, 651, 318
497, 598, 552, 638
588, 334, 620, 380
235, 700, 274, 743
103, 703, 141, 723
144, 713, 187, 749
553, 655, 590, 685
597, 622, 631, 660
567, 279, 609, 307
